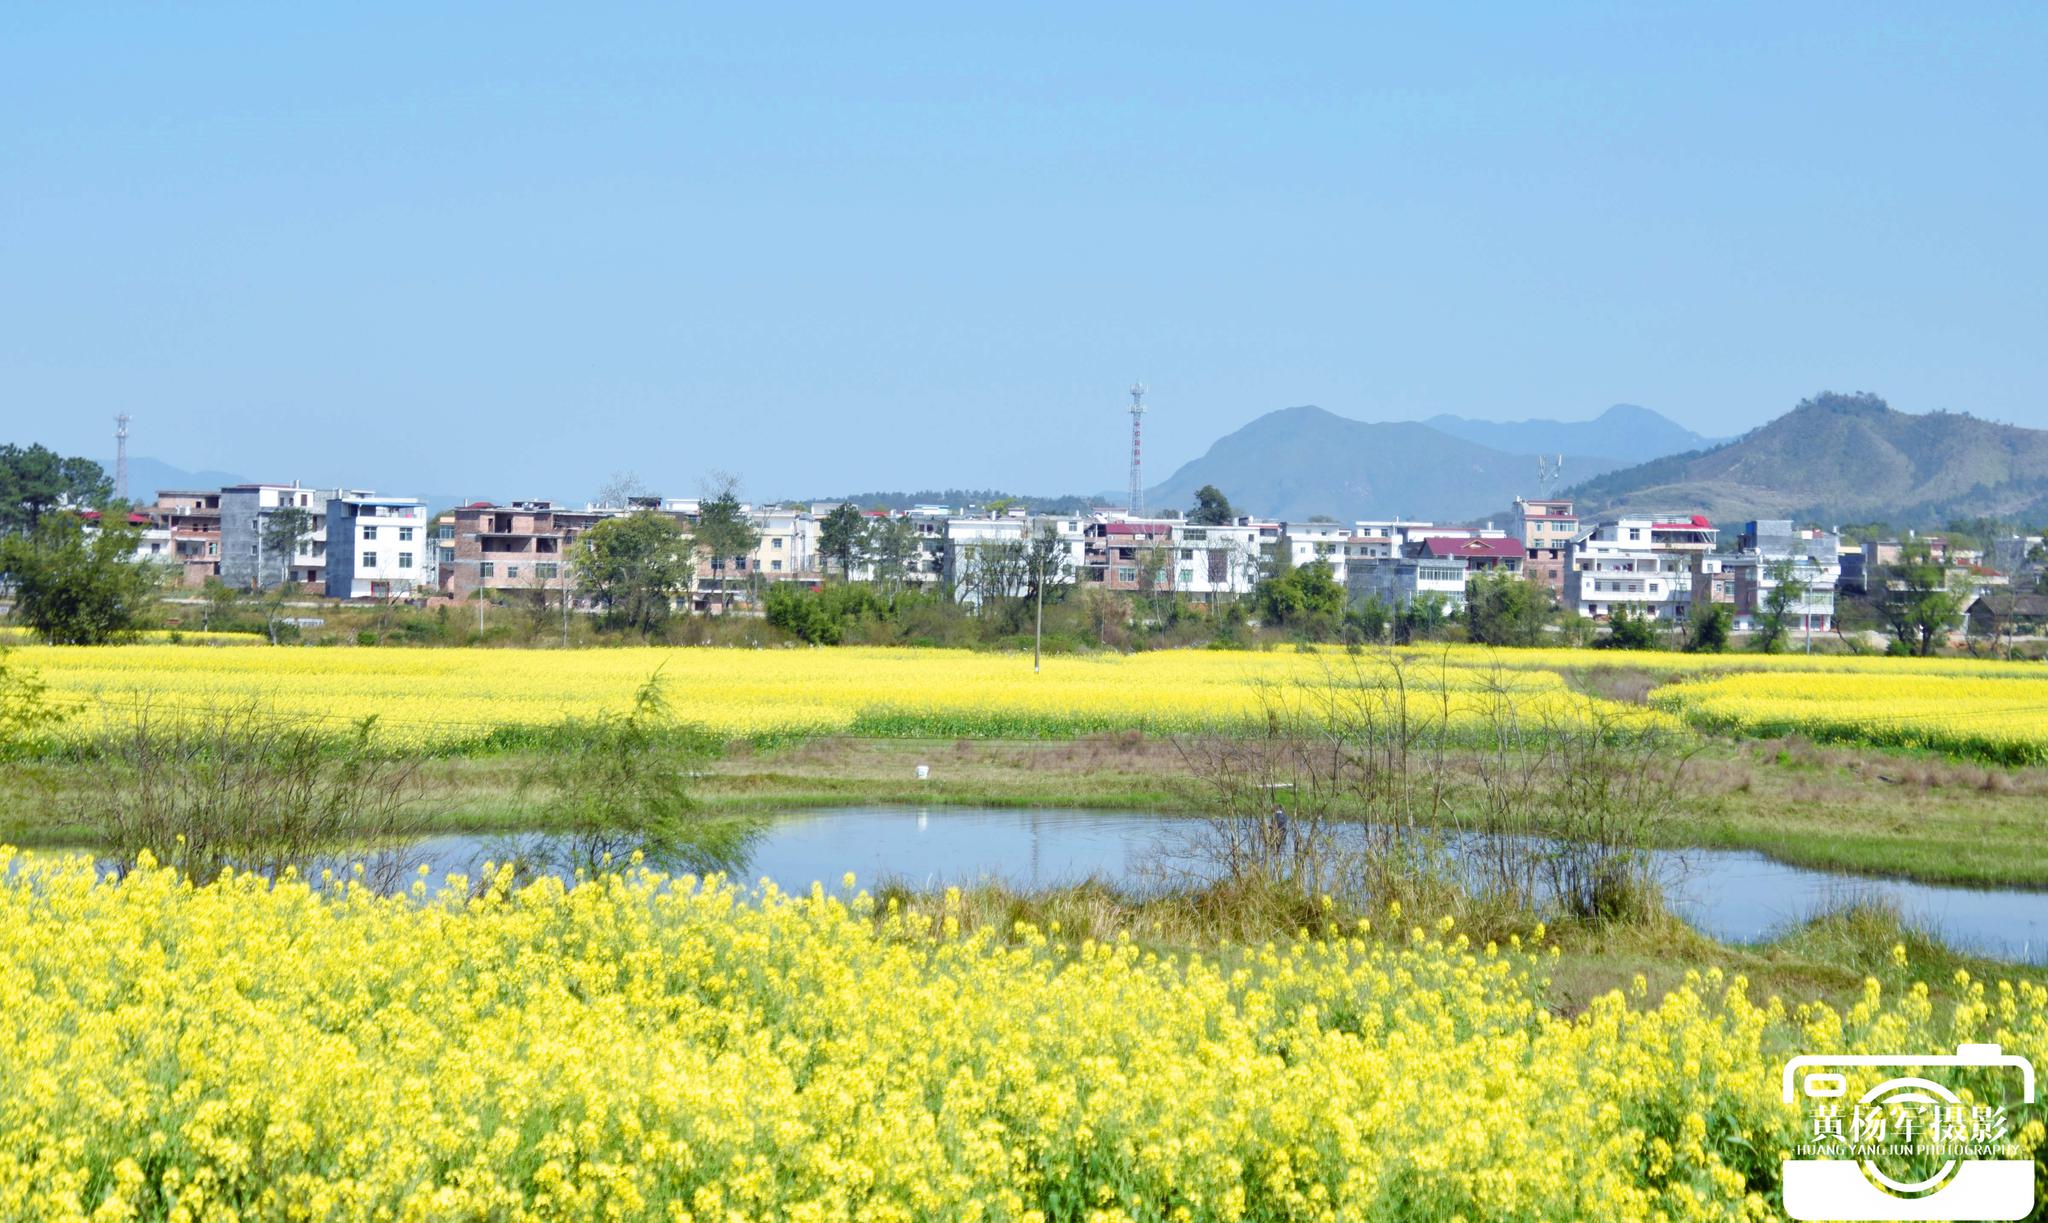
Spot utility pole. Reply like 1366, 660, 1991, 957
1033, 540, 1044, 674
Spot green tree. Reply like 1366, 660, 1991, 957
1598, 603, 1660, 650
1188, 485, 1235, 526
0, 647, 67, 755
1343, 596, 1391, 645
1880, 546, 1964, 656
1463, 572, 1550, 647
1684, 603, 1731, 653
0, 512, 159, 643
1753, 559, 1808, 653
958, 526, 1075, 632
764, 582, 892, 645
1252, 561, 1345, 629
519, 674, 757, 874
259, 505, 316, 590
199, 578, 241, 631
818, 503, 868, 577
571, 511, 693, 634
0, 444, 112, 534
1394, 592, 1454, 643
865, 515, 920, 592
691, 486, 759, 610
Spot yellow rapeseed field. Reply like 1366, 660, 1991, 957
1650, 670, 2048, 764
10, 640, 2048, 756
1, 850, 2040, 1221
12, 644, 1667, 748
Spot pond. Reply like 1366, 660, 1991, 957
388, 806, 2048, 966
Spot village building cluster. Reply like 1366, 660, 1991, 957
114, 481, 2045, 634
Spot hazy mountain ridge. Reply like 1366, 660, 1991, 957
1423, 403, 1719, 466
1564, 392, 2048, 526
1141, 405, 1705, 522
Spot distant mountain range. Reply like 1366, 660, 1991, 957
124, 457, 250, 497
1143, 403, 1712, 523
123, 458, 487, 515
810, 489, 1101, 514
1423, 404, 1722, 465
126, 393, 2045, 529
1564, 391, 2048, 526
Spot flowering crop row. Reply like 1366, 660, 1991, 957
1651, 671, 2048, 765
13, 641, 2048, 756
0, 851, 2040, 1221
13, 644, 1669, 749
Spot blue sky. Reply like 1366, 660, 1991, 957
4, 3, 2045, 501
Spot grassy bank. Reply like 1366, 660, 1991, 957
7, 732, 2047, 889
862, 875, 2048, 1016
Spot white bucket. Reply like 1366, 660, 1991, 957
915, 764, 930, 780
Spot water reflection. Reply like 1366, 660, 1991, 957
387, 807, 2046, 965
13, 806, 2044, 964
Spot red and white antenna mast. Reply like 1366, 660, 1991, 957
114, 414, 131, 501
1127, 382, 1147, 515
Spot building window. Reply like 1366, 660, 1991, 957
1179, 568, 1194, 585
772, 538, 783, 549
479, 562, 494, 579
1116, 566, 1137, 583
363, 526, 378, 540
399, 527, 414, 542
507, 566, 519, 579
362, 551, 378, 567
536, 563, 558, 580
439, 548, 455, 565
435, 525, 454, 541
771, 559, 783, 572
398, 553, 413, 569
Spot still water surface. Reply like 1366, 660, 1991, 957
392, 806, 2047, 966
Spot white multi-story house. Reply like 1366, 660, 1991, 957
219, 483, 352, 590
325, 495, 430, 599
1565, 514, 1718, 621
1168, 521, 1265, 602
1337, 527, 1399, 566
841, 507, 947, 587
749, 506, 818, 580
81, 509, 178, 573
1279, 521, 1352, 569
945, 516, 1033, 606
1723, 520, 1841, 633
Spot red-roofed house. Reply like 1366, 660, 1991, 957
1418, 535, 1526, 573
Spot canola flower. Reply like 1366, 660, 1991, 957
0, 849, 2040, 1221
11, 640, 2048, 756
13, 644, 1670, 750
1651, 670, 2048, 765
